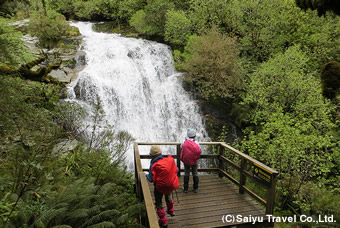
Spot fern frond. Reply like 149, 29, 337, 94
65, 208, 89, 221
54, 193, 77, 206
72, 194, 101, 210
116, 213, 129, 225
52, 225, 72, 228
53, 202, 69, 210
80, 209, 120, 228
97, 183, 116, 196
35, 207, 68, 227
87, 221, 116, 228
87, 205, 102, 217
124, 203, 145, 218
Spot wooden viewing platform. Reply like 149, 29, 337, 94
134, 142, 279, 228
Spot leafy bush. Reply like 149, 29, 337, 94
46, 0, 75, 19
241, 45, 337, 213
129, 9, 151, 35
178, 26, 243, 100
0, 18, 33, 66
164, 9, 192, 46
28, 10, 79, 48
130, 0, 174, 36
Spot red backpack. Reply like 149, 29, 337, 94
152, 156, 179, 194
180, 140, 201, 166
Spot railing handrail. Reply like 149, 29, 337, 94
220, 142, 279, 175
134, 143, 159, 228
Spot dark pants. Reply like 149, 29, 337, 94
184, 163, 199, 191
184, 163, 198, 176
154, 186, 172, 209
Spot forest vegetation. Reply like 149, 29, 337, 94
1, 0, 339, 227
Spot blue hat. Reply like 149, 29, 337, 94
187, 128, 196, 138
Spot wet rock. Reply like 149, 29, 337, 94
52, 139, 79, 154
49, 69, 69, 83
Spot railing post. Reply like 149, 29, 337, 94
239, 158, 247, 194
177, 144, 181, 177
218, 144, 225, 178
134, 143, 139, 198
266, 173, 278, 214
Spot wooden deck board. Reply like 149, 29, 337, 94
147, 174, 267, 227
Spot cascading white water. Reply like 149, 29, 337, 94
68, 22, 209, 168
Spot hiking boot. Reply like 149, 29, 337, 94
166, 200, 175, 216
159, 223, 168, 228
157, 208, 168, 227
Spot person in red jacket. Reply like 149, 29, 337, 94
180, 128, 202, 193
146, 145, 176, 227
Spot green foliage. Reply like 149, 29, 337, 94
143, 0, 174, 36
130, 0, 174, 36
0, 18, 33, 66
217, 0, 291, 64
241, 45, 337, 213
243, 45, 333, 123
214, 0, 339, 70
178, 26, 243, 100
164, 9, 192, 46
118, 0, 147, 23
46, 0, 75, 19
283, 6, 340, 70
0, 0, 29, 17
0, 75, 63, 226
296, 182, 340, 217
74, 0, 120, 21
31, 177, 143, 227
0, 75, 141, 227
55, 101, 87, 136
129, 9, 151, 35
47, 0, 146, 22
171, 0, 191, 10
187, 0, 230, 34
28, 10, 79, 48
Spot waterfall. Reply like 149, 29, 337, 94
67, 22, 209, 168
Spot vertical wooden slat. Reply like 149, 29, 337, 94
177, 144, 181, 177
218, 144, 225, 178
134, 143, 139, 199
266, 173, 278, 214
239, 158, 247, 194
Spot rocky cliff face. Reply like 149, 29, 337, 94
15, 19, 86, 84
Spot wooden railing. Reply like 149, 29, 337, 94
134, 142, 279, 228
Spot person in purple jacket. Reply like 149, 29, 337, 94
180, 128, 202, 193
